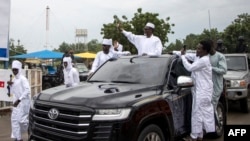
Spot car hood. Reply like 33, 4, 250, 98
37, 83, 161, 108
223, 71, 248, 80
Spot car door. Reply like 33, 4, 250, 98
164, 57, 193, 136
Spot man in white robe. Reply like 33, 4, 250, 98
111, 39, 123, 52
63, 57, 80, 87
89, 38, 130, 74
7, 60, 31, 141
118, 22, 163, 56
174, 40, 215, 141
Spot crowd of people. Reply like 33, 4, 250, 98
6, 21, 248, 141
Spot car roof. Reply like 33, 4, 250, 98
119, 54, 173, 59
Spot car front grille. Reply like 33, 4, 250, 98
30, 101, 94, 141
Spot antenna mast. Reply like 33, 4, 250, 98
208, 10, 211, 31
45, 6, 50, 49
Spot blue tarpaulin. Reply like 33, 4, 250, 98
10, 50, 64, 59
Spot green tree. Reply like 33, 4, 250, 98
199, 28, 222, 44
8, 39, 27, 66
223, 13, 250, 53
101, 8, 174, 54
55, 40, 102, 54
9, 39, 27, 56
166, 28, 221, 52
165, 39, 184, 52
87, 39, 102, 53
53, 42, 71, 53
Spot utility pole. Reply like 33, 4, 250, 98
45, 6, 50, 49
208, 10, 211, 31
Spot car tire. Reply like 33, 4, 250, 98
207, 102, 225, 138
240, 98, 249, 113
138, 124, 165, 141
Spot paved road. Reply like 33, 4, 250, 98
204, 99, 250, 141
1, 100, 249, 141
0, 113, 28, 141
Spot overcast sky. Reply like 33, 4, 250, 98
9, 0, 250, 53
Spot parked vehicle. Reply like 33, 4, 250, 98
41, 65, 64, 90
74, 63, 89, 81
29, 55, 227, 141
224, 53, 250, 113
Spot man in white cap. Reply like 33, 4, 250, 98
89, 38, 130, 75
111, 39, 123, 52
118, 22, 163, 56
7, 60, 31, 141
63, 57, 80, 87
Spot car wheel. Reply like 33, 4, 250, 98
138, 124, 165, 141
43, 82, 51, 90
207, 102, 225, 138
240, 98, 249, 113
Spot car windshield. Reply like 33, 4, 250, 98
76, 63, 89, 73
89, 57, 170, 85
226, 56, 247, 71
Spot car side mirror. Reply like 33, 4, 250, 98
177, 76, 193, 88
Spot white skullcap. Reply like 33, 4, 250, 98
12, 60, 22, 70
63, 57, 72, 70
63, 56, 72, 63
145, 22, 155, 29
102, 38, 112, 46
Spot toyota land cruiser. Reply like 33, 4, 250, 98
224, 53, 250, 113
29, 55, 227, 141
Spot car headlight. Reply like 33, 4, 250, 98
230, 80, 246, 87
92, 108, 131, 121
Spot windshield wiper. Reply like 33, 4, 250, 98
111, 80, 139, 84
88, 80, 107, 83
228, 69, 246, 71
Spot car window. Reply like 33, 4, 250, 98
226, 56, 247, 71
89, 57, 170, 85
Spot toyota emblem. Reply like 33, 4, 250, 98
48, 108, 59, 120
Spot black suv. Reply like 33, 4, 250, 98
29, 55, 227, 141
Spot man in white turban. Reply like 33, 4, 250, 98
89, 38, 130, 74
7, 60, 31, 141
63, 57, 80, 87
117, 22, 163, 56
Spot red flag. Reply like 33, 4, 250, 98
0, 81, 4, 88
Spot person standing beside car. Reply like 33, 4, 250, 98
209, 40, 227, 123
117, 22, 163, 56
63, 57, 80, 87
174, 40, 215, 141
7, 60, 31, 141
111, 39, 123, 52
89, 38, 130, 75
